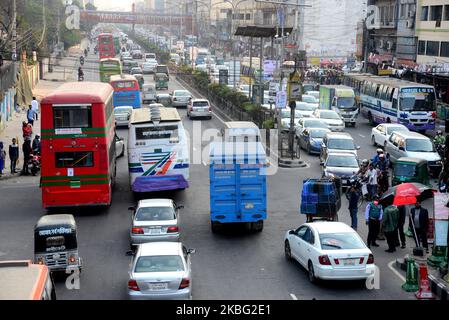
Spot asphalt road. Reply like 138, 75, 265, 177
0, 47, 425, 300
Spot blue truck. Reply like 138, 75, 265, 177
209, 142, 267, 233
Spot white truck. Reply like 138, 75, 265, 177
319, 85, 359, 127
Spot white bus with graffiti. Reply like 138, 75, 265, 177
344, 74, 437, 132
128, 107, 189, 193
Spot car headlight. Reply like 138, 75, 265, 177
436, 161, 443, 165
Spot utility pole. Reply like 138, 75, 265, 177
12, 0, 17, 76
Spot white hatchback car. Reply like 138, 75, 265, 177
371, 123, 409, 149
284, 222, 375, 283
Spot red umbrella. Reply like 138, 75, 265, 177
392, 183, 422, 206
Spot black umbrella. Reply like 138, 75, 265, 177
379, 183, 436, 207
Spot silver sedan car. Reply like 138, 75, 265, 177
129, 199, 182, 247
171, 90, 192, 108
127, 242, 194, 300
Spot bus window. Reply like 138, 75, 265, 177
135, 125, 179, 141
53, 106, 92, 129
55, 151, 94, 168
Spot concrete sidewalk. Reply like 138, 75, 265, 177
0, 41, 89, 181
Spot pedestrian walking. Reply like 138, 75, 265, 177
365, 197, 383, 248
31, 97, 39, 121
8, 138, 19, 174
348, 184, 360, 230
367, 164, 378, 201
410, 201, 430, 253
21, 139, 32, 176
26, 105, 35, 126
0, 142, 5, 177
397, 205, 407, 249
383, 205, 399, 253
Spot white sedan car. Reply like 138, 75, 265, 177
312, 109, 345, 132
371, 123, 410, 148
284, 222, 375, 283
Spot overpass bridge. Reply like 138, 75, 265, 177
80, 10, 194, 31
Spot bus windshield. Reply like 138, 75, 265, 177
400, 88, 436, 112
395, 164, 416, 177
337, 97, 356, 109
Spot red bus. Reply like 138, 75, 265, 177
40, 82, 116, 209
98, 33, 115, 59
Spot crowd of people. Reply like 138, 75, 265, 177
346, 149, 430, 254
0, 97, 41, 178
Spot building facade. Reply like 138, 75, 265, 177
415, 0, 449, 73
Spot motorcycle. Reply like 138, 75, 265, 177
28, 154, 41, 176
80, 57, 85, 66
436, 143, 445, 159
78, 72, 84, 81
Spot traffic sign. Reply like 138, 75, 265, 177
276, 91, 287, 109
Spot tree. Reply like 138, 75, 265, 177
0, 1, 14, 54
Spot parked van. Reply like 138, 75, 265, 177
385, 131, 442, 177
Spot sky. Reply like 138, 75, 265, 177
93, 0, 134, 11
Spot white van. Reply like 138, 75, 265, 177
222, 121, 262, 143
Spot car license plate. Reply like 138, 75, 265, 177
343, 259, 357, 266
148, 228, 162, 235
149, 283, 167, 291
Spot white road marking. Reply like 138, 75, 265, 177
359, 134, 366, 138
290, 293, 298, 300
388, 260, 406, 282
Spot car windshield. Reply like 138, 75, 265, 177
302, 96, 317, 103
134, 256, 184, 273
386, 126, 408, 135
320, 111, 340, 120
319, 232, 366, 250
326, 155, 359, 168
303, 120, 328, 129
135, 207, 176, 221
175, 91, 190, 97
395, 164, 417, 177
310, 129, 329, 139
328, 138, 355, 150
114, 108, 131, 115
296, 103, 316, 111
406, 139, 435, 152
193, 101, 209, 107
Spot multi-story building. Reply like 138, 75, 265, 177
367, 0, 417, 71
303, 0, 366, 57
415, 1, 449, 68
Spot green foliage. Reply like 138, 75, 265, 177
132, 34, 170, 64
262, 119, 275, 129
193, 70, 210, 91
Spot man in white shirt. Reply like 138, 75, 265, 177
366, 164, 378, 201
31, 97, 39, 121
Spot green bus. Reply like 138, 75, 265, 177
99, 58, 122, 83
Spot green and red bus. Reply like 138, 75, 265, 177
98, 33, 115, 60
40, 82, 116, 209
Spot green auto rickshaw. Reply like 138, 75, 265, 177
155, 73, 169, 90
134, 74, 145, 90
392, 157, 430, 186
